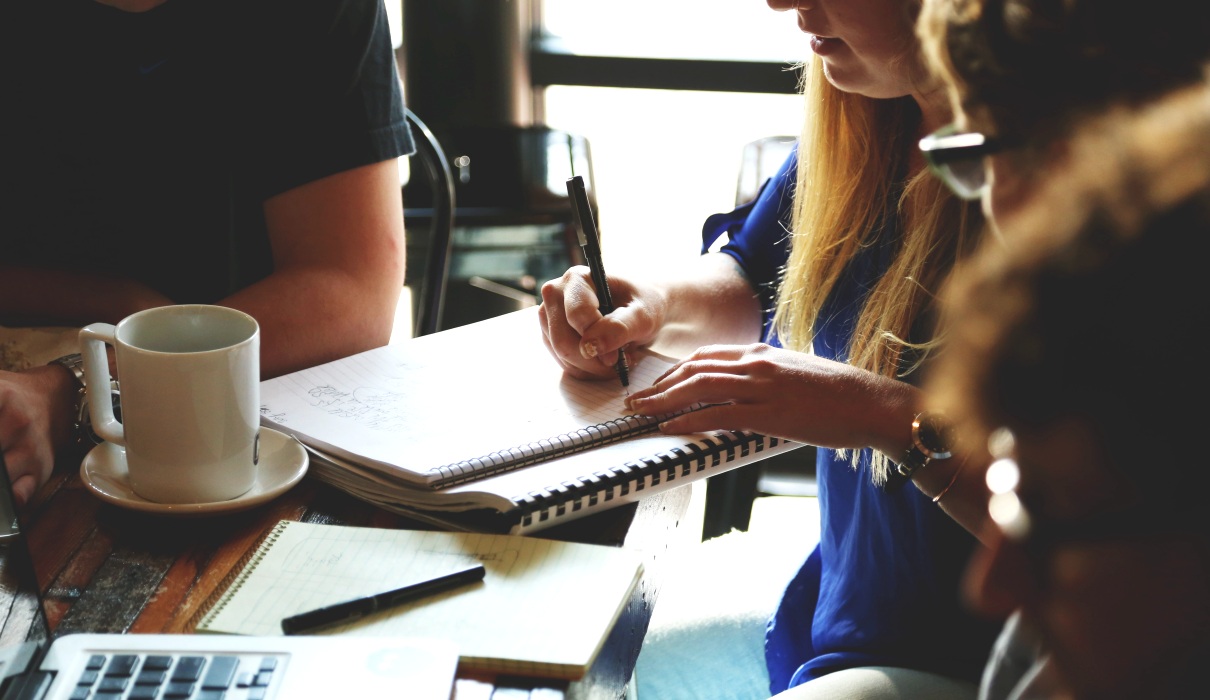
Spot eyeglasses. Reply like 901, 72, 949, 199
918, 123, 1007, 201
985, 428, 1191, 566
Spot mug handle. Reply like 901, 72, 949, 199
79, 323, 124, 446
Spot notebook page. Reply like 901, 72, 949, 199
196, 521, 643, 679
259, 307, 678, 486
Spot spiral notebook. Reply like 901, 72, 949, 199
259, 308, 803, 534
192, 520, 644, 680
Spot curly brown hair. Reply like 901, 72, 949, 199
930, 84, 1210, 502
919, 0, 1210, 152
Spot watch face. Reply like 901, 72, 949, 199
915, 413, 954, 460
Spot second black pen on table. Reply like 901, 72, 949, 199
565, 175, 630, 392
281, 563, 486, 635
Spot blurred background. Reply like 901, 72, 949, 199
394, 0, 804, 329
391, 0, 812, 538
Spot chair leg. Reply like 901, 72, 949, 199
701, 463, 763, 540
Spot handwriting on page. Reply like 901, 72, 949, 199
272, 352, 669, 433
303, 386, 409, 432
259, 335, 678, 476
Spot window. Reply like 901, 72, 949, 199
536, 1, 805, 274
541, 0, 804, 61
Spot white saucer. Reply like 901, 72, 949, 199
80, 427, 309, 516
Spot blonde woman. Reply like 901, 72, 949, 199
539, 0, 995, 697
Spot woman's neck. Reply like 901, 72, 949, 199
906, 84, 953, 176
912, 83, 953, 137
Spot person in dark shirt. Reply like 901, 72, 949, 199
0, 0, 414, 506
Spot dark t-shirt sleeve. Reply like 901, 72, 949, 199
2, 0, 415, 303
246, 0, 414, 199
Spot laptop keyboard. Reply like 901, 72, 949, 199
68, 653, 280, 700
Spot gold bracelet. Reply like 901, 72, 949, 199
931, 462, 964, 504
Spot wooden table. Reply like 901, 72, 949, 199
13, 464, 696, 700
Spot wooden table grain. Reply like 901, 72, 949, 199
14, 465, 695, 700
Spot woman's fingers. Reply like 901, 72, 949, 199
628, 366, 766, 418
540, 266, 652, 379
540, 269, 607, 376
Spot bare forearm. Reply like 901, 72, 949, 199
219, 264, 402, 379
647, 253, 764, 357
911, 453, 991, 541
870, 388, 992, 539
243, 158, 406, 378
0, 266, 172, 327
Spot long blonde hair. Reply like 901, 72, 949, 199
772, 58, 982, 478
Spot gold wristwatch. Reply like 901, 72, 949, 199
885, 410, 953, 493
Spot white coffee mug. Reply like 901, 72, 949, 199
80, 304, 261, 504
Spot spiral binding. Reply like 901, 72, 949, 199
190, 520, 289, 632
516, 431, 780, 528
431, 412, 666, 488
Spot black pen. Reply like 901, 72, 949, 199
566, 175, 630, 391
280, 563, 486, 635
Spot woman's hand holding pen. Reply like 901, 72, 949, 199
538, 265, 665, 381
623, 343, 919, 456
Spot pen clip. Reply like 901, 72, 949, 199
565, 175, 614, 314
566, 175, 593, 250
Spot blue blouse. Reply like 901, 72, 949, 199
703, 151, 997, 693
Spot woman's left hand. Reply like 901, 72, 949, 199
624, 343, 916, 453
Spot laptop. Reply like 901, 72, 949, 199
0, 454, 459, 700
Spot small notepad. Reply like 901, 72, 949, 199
194, 520, 644, 680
